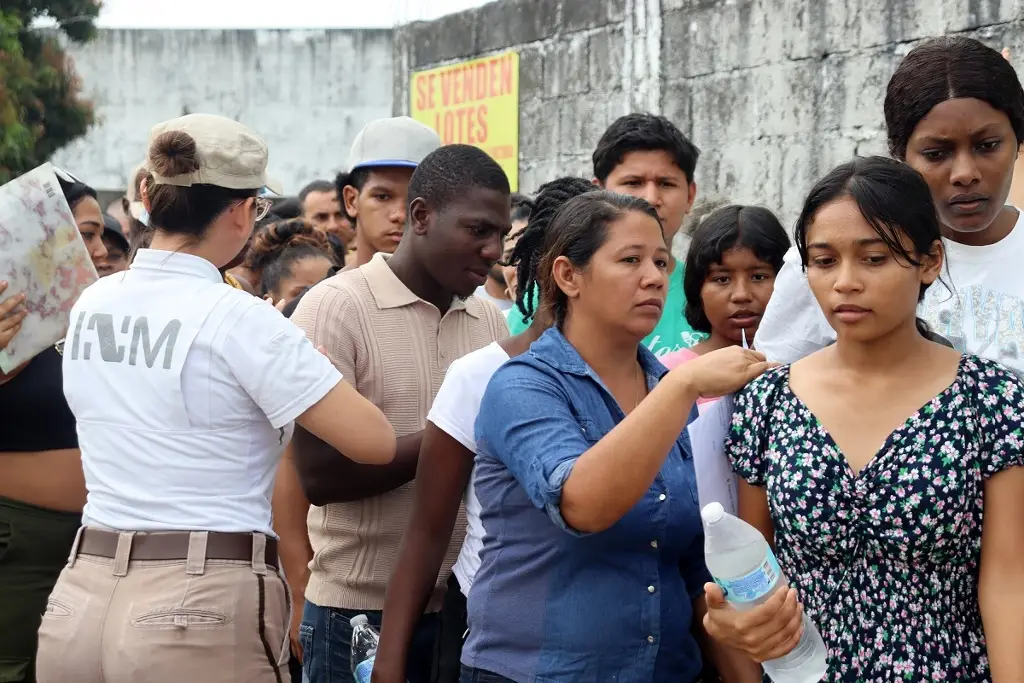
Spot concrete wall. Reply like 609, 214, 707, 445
54, 29, 394, 194
663, 0, 1024, 225
394, 0, 1024, 227
393, 0, 656, 194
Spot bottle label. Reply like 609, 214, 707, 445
714, 551, 782, 604
353, 657, 374, 683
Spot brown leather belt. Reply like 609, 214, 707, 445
78, 527, 279, 570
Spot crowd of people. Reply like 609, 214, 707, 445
0, 33, 1022, 683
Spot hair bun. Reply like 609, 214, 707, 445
149, 131, 200, 178
245, 218, 330, 271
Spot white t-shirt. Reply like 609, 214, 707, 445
920, 211, 1024, 378
474, 285, 513, 312
754, 246, 835, 364
757, 210, 1024, 377
63, 249, 341, 536
426, 341, 509, 596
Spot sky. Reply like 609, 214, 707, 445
94, 0, 491, 29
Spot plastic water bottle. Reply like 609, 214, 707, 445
350, 614, 379, 683
701, 502, 828, 683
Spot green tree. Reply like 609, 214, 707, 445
0, 0, 101, 184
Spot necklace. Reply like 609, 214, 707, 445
632, 362, 645, 412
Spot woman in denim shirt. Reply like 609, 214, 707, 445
462, 192, 772, 683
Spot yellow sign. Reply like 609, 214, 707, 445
410, 51, 519, 191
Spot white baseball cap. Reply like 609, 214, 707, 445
347, 116, 441, 172
145, 113, 283, 194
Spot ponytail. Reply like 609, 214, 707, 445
509, 177, 595, 323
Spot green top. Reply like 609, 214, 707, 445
505, 264, 707, 360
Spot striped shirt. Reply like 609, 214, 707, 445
290, 252, 509, 611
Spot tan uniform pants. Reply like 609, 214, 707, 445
35, 528, 290, 683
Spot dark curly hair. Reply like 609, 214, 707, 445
243, 217, 334, 296
407, 144, 510, 214
508, 176, 596, 323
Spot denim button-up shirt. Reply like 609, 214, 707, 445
462, 328, 709, 683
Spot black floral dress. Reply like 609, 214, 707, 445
726, 355, 1024, 681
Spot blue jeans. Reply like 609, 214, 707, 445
459, 667, 515, 683
300, 601, 439, 683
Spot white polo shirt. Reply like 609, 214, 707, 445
63, 249, 341, 536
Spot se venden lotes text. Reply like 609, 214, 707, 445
415, 54, 515, 159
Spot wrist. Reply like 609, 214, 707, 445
667, 367, 701, 402
369, 646, 407, 680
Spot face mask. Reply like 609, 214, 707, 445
139, 207, 150, 226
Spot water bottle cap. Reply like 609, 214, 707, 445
350, 614, 370, 628
701, 502, 725, 524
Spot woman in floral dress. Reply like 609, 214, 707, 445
703, 156, 1024, 681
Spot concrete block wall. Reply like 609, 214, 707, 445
663, 0, 1024, 225
55, 29, 394, 194
395, 0, 1024, 227
393, 0, 664, 194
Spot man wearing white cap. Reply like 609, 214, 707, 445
341, 116, 441, 269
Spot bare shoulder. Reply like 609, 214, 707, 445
788, 344, 835, 382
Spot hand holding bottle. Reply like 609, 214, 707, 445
701, 504, 828, 681
703, 581, 805, 662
